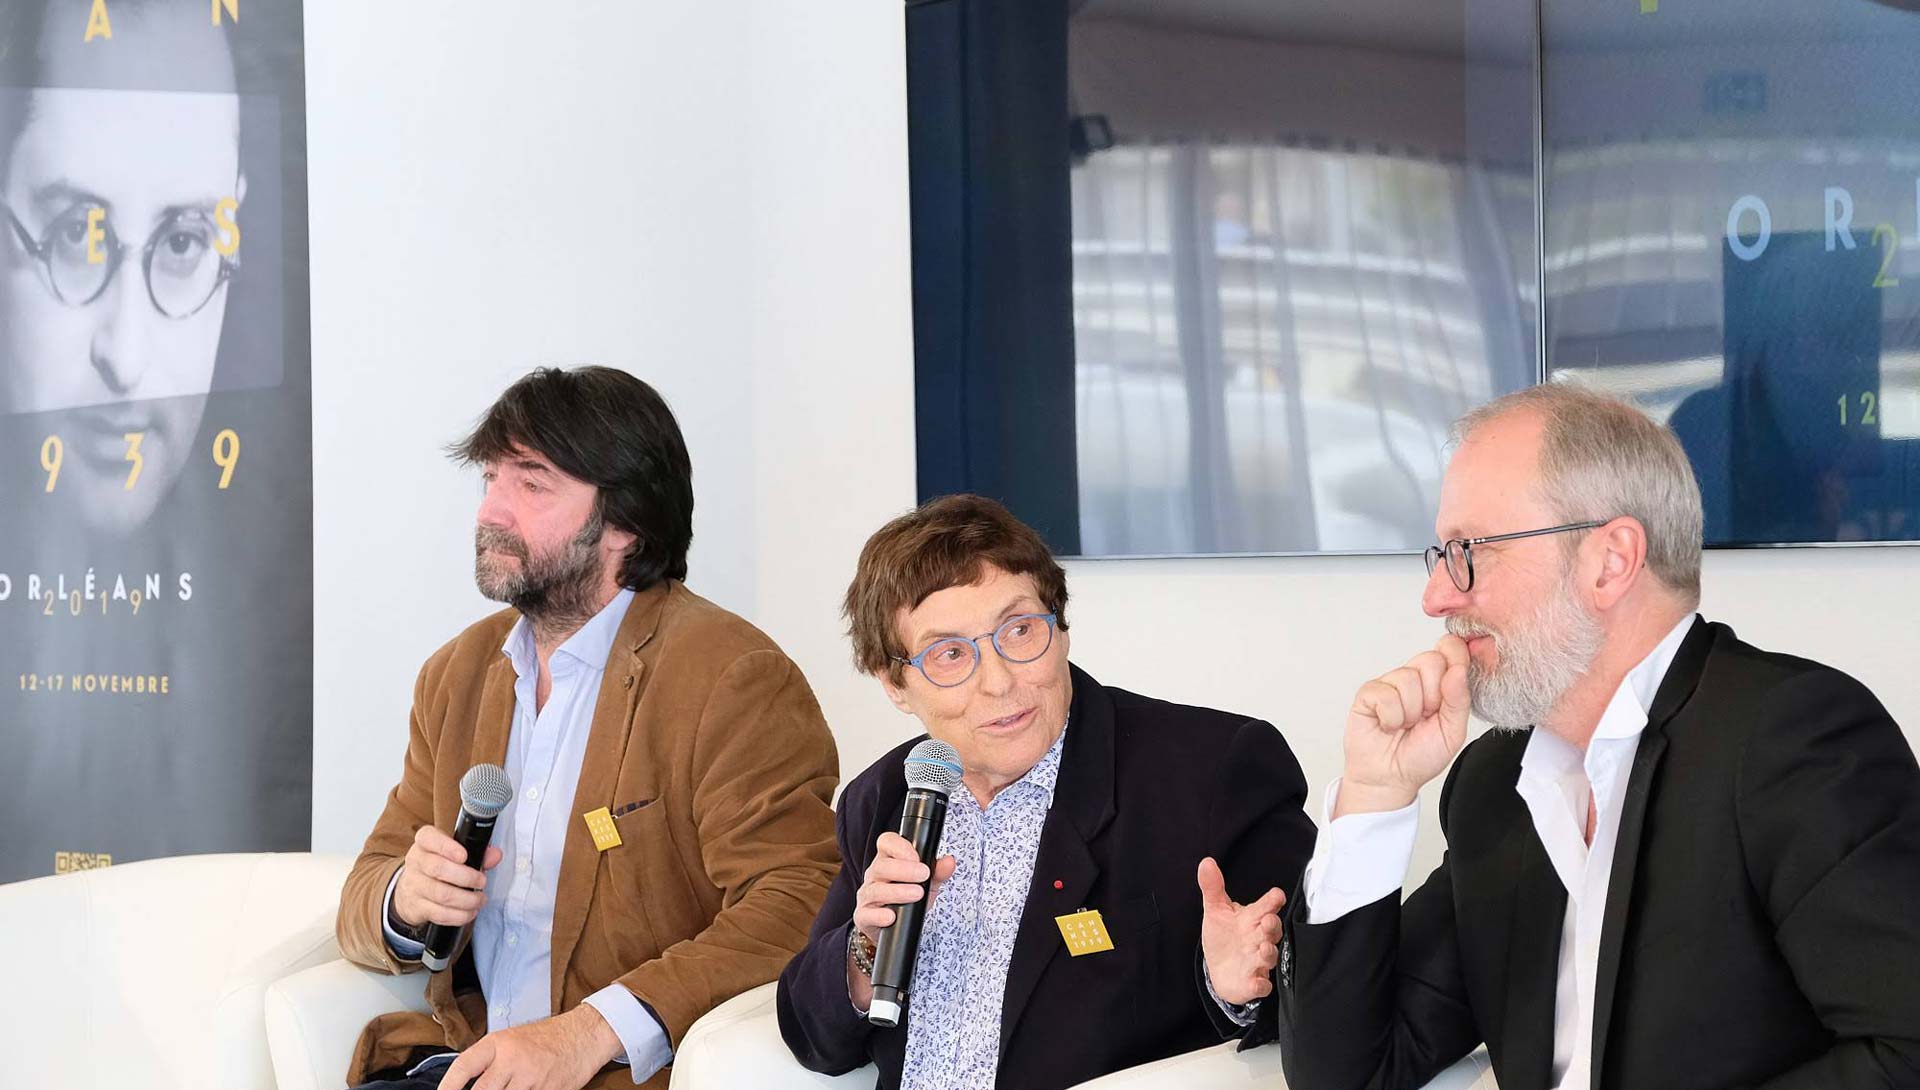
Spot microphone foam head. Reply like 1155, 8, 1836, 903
902, 739, 963, 795
459, 763, 514, 818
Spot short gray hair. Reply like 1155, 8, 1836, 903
1453, 382, 1703, 607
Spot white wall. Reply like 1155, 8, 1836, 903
307, 3, 763, 851
1065, 549, 1919, 875
741, 3, 919, 790
307, 3, 1920, 884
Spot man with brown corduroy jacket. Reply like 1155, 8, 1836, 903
335, 366, 840, 1090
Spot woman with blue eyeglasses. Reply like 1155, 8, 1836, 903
776, 493, 1316, 1090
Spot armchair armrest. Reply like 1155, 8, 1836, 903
264, 959, 431, 1090
669, 982, 866, 1090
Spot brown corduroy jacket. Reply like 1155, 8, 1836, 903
335, 581, 840, 1089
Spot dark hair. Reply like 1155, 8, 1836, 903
844, 494, 1069, 684
451, 366, 694, 591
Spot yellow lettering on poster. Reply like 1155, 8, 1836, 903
55, 852, 112, 874
213, 428, 240, 488
86, 207, 107, 265
85, 0, 112, 41
214, 197, 241, 257
123, 432, 145, 490
212, 0, 237, 25
41, 435, 63, 493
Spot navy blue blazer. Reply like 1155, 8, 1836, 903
777, 664, 1315, 1090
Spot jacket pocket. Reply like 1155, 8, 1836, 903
597, 797, 708, 959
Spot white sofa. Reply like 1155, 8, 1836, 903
0, 852, 357, 1090
0, 851, 1495, 1090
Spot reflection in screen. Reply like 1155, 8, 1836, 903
1543, 1, 1920, 543
1066, 1, 1538, 556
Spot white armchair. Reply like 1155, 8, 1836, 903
668, 981, 1498, 1090
0, 852, 355, 1090
264, 956, 432, 1090
670, 981, 860, 1088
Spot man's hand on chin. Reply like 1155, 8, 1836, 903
440, 1004, 624, 1090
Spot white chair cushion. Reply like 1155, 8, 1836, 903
264, 957, 433, 1090
669, 981, 865, 1089
0, 852, 354, 1090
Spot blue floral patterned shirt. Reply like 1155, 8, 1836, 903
900, 727, 1067, 1090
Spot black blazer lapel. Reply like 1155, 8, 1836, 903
998, 665, 1118, 1057
1499, 815, 1566, 1090
1589, 616, 1711, 1090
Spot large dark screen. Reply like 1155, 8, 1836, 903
907, 0, 1920, 553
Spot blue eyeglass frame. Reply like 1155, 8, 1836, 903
891, 612, 1059, 688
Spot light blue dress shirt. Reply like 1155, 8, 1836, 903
383, 587, 671, 1083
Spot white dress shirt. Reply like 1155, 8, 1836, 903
1301, 616, 1695, 1090
382, 587, 671, 1083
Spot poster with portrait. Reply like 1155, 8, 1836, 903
0, 0, 311, 883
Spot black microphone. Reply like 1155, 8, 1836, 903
422, 763, 514, 972
868, 738, 963, 1027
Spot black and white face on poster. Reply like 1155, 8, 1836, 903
0, 0, 312, 883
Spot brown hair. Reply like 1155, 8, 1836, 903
845, 494, 1069, 683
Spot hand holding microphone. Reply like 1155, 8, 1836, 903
391, 763, 513, 971
854, 833, 959, 940
392, 825, 501, 931
850, 833, 958, 1009
859, 739, 963, 1027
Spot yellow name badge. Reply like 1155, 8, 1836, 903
583, 807, 623, 852
1054, 908, 1115, 956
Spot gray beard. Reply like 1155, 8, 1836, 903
474, 511, 607, 636
1446, 573, 1604, 732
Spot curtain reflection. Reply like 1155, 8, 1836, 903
1072, 140, 1533, 554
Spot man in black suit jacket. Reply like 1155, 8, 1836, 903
1206, 385, 1920, 1090
778, 495, 1315, 1090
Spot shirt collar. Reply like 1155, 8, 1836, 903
1593, 613, 1697, 742
1521, 613, 1698, 775
980, 718, 1068, 811
501, 586, 636, 679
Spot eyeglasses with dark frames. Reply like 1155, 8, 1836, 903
1423, 520, 1611, 593
1, 197, 238, 320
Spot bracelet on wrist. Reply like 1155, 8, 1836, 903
848, 926, 877, 978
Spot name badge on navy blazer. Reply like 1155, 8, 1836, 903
1056, 908, 1116, 955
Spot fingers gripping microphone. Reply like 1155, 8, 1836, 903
422, 763, 514, 972
869, 739, 963, 1027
